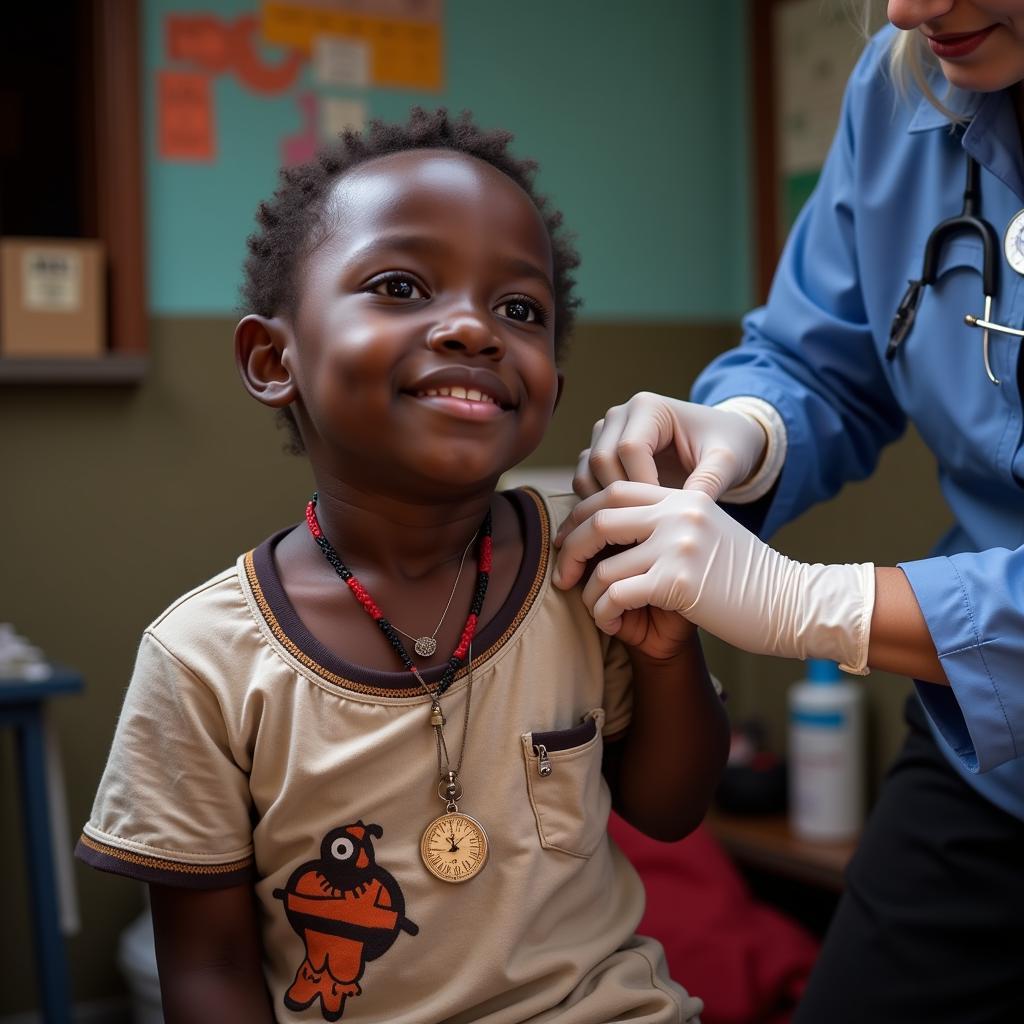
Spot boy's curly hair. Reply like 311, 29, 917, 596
241, 107, 581, 453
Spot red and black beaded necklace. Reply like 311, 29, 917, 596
304, 493, 493, 697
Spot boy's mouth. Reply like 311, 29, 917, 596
404, 368, 517, 415
407, 386, 510, 422
416, 384, 498, 405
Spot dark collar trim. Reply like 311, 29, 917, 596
244, 488, 548, 698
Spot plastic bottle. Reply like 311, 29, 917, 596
788, 659, 865, 840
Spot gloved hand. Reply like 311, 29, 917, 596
554, 483, 874, 674
573, 392, 768, 500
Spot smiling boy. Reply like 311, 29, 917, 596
76, 109, 724, 1024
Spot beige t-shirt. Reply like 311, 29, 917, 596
77, 489, 702, 1024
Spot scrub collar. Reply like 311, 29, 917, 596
905, 76, 1024, 202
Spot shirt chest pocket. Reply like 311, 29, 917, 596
521, 708, 609, 859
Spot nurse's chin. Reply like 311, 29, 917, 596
934, 56, 1024, 95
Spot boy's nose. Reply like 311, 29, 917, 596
426, 313, 504, 359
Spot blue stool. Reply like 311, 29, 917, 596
1, 670, 82, 1024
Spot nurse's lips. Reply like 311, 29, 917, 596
925, 25, 998, 59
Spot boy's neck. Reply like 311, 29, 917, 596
308, 479, 498, 580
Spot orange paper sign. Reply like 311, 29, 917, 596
166, 14, 306, 95
262, 2, 443, 91
158, 71, 215, 161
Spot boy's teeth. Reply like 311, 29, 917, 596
418, 386, 495, 404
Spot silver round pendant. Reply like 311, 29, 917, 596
1004, 208, 1024, 276
414, 636, 438, 658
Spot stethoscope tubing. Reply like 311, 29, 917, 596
887, 154, 1003, 385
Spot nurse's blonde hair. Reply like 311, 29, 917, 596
888, 28, 968, 122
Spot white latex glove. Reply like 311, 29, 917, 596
573, 392, 768, 500
553, 483, 875, 674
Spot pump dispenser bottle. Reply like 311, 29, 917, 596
788, 659, 865, 840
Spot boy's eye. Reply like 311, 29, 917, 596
496, 297, 543, 324
371, 276, 424, 299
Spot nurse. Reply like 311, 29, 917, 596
555, 3, 1024, 1021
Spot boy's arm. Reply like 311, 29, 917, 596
150, 883, 275, 1024
603, 628, 729, 843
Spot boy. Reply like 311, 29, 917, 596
76, 109, 726, 1023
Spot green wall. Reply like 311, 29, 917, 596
145, 0, 752, 319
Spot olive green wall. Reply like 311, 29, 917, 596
0, 317, 946, 1012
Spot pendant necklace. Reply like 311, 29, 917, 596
390, 526, 479, 659
305, 493, 491, 882
415, 641, 490, 883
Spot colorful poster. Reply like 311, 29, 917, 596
158, 71, 215, 161
166, 13, 306, 95
267, 0, 442, 18
262, 1, 444, 90
314, 35, 371, 87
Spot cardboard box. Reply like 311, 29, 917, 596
0, 238, 106, 358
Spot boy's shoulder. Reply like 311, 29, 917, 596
146, 560, 250, 652
505, 484, 578, 540
532, 488, 578, 519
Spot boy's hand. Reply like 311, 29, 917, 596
613, 604, 698, 662
566, 537, 698, 663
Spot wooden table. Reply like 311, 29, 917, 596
707, 811, 859, 892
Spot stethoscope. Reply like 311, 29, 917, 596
886, 153, 1024, 386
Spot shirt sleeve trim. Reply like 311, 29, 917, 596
75, 833, 255, 890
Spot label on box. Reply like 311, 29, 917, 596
22, 249, 83, 312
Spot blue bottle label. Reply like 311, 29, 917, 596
792, 710, 844, 728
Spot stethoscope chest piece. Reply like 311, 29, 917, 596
1003, 209, 1024, 276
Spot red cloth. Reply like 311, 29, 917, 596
609, 815, 820, 1024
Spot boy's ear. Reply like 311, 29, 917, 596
235, 314, 297, 408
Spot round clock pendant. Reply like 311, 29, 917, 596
420, 811, 489, 883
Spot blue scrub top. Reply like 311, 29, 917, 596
692, 26, 1024, 820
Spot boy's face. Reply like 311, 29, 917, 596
286, 150, 562, 494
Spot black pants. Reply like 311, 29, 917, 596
793, 697, 1024, 1024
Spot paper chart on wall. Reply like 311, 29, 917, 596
158, 70, 216, 161
774, 0, 862, 177
773, 0, 867, 226
262, 0, 444, 91
314, 35, 371, 87
165, 13, 306, 94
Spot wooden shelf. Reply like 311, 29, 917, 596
2, 1, 146, 373
0, 355, 147, 385
707, 811, 858, 891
